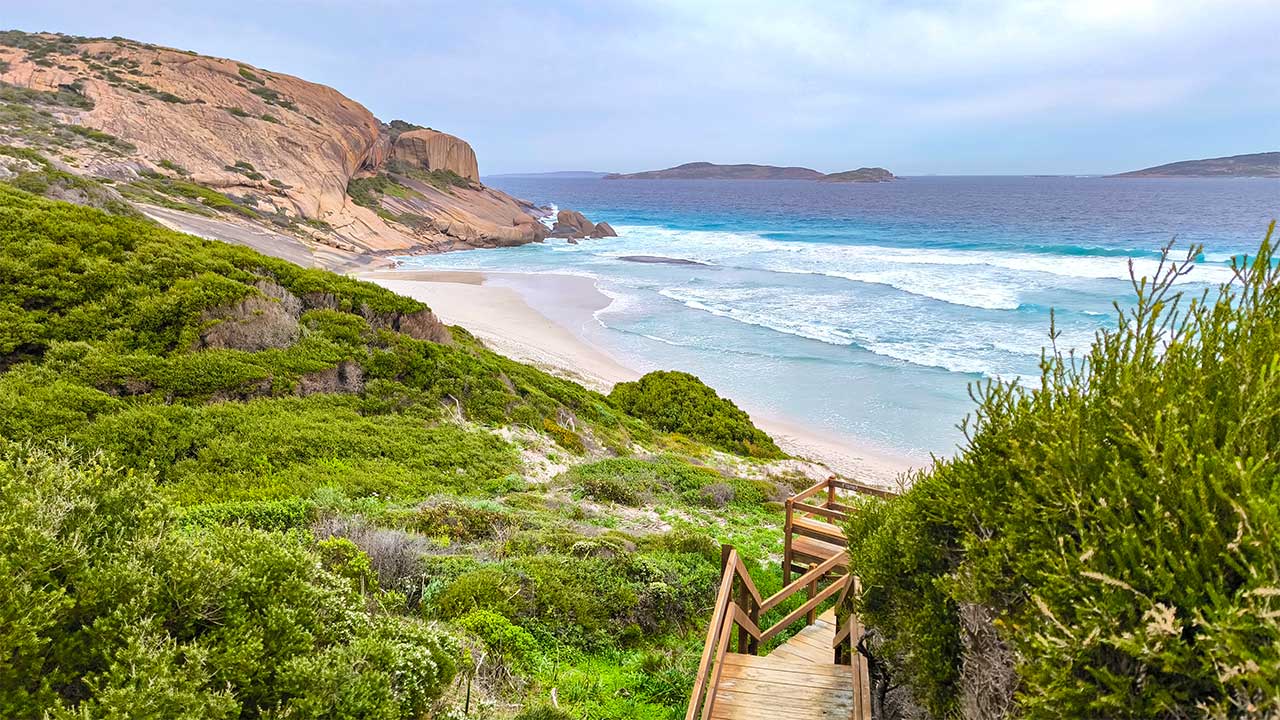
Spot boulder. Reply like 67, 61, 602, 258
549, 209, 596, 238
589, 221, 617, 238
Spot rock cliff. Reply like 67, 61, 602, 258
391, 129, 480, 182
0, 31, 603, 267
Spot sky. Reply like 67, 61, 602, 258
6, 0, 1278, 175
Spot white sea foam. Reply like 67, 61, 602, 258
607, 224, 1239, 305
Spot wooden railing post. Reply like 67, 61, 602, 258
806, 562, 818, 625
783, 498, 794, 586
736, 581, 749, 652
826, 475, 836, 508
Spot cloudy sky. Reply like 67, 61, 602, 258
8, 0, 1278, 174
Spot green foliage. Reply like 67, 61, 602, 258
563, 456, 725, 507
513, 705, 574, 720
542, 417, 586, 454
397, 500, 512, 540
125, 170, 258, 217
347, 173, 423, 218
158, 158, 189, 175
0, 77, 94, 110
846, 229, 1280, 718
64, 123, 136, 151
0, 444, 457, 718
457, 608, 539, 669
610, 370, 783, 458
237, 65, 264, 84
0, 186, 778, 717
260, 113, 280, 124
223, 105, 249, 117
181, 497, 314, 530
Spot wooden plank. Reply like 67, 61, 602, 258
710, 690, 854, 720
722, 655, 859, 680
779, 640, 831, 664
792, 502, 850, 524
791, 515, 847, 542
719, 661, 855, 691
790, 535, 847, 566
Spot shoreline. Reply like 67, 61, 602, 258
361, 269, 919, 486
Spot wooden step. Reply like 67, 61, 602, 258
789, 535, 848, 567
710, 652, 855, 720
791, 515, 847, 544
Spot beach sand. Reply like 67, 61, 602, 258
362, 270, 918, 486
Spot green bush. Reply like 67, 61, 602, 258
180, 497, 314, 530
399, 500, 512, 541
457, 608, 539, 669
0, 443, 458, 718
609, 371, 783, 458
846, 230, 1280, 718
562, 456, 725, 506
237, 66, 264, 84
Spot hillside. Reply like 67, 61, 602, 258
0, 184, 843, 719
0, 30, 610, 269
605, 161, 895, 182
1112, 151, 1280, 177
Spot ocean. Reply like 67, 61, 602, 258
396, 176, 1280, 460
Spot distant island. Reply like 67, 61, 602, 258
485, 171, 611, 179
605, 161, 895, 182
818, 167, 896, 183
1112, 151, 1279, 178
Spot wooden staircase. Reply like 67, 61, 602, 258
686, 477, 894, 720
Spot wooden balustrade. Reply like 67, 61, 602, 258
686, 476, 893, 720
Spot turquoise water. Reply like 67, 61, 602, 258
397, 176, 1279, 459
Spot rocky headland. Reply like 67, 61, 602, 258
0, 31, 607, 269
1111, 151, 1279, 178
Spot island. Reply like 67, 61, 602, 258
818, 167, 896, 183
605, 161, 895, 182
1111, 151, 1279, 178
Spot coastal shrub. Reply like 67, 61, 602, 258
399, 500, 512, 541
609, 370, 783, 458
180, 496, 314, 530
0, 443, 457, 718
845, 228, 1280, 718
434, 566, 528, 620
562, 455, 730, 507
457, 608, 539, 669
542, 417, 586, 454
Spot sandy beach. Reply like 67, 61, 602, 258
362, 269, 919, 486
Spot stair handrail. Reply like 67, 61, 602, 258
686, 545, 850, 720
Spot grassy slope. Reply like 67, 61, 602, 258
0, 185, 820, 719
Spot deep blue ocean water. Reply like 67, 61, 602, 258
399, 176, 1279, 459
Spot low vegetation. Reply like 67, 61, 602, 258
0, 185, 796, 718
610, 370, 784, 458
845, 227, 1280, 718
0, 444, 458, 718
